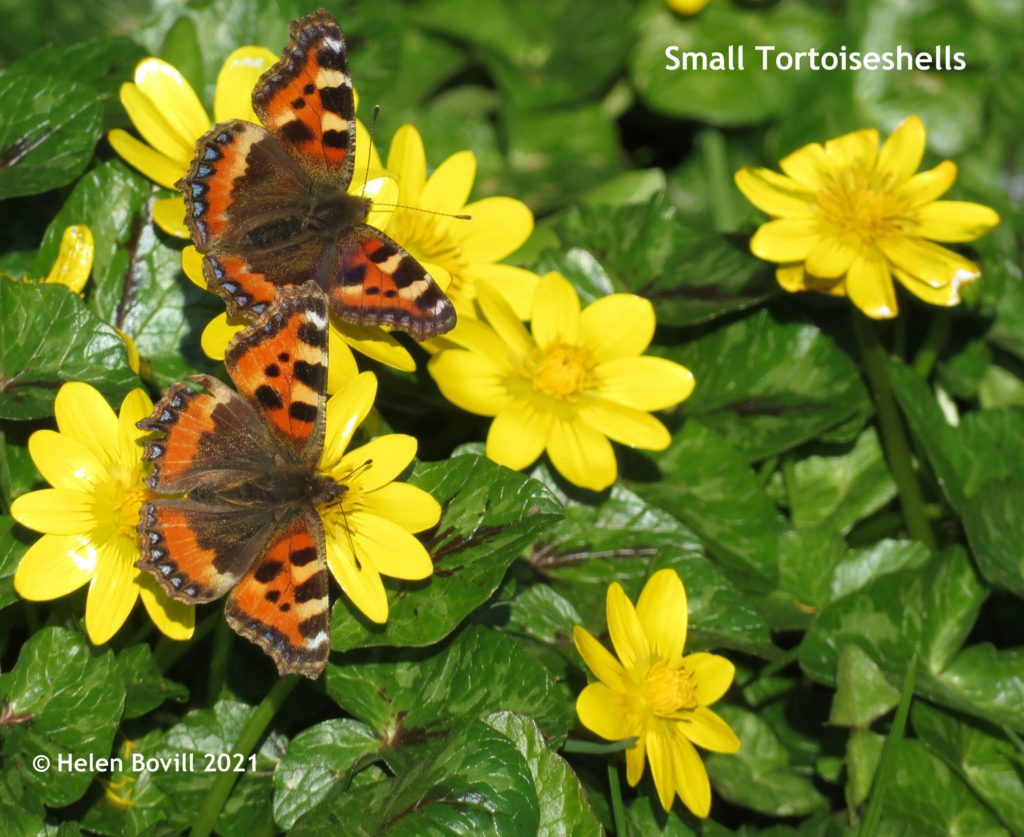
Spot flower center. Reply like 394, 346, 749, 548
94, 467, 149, 544
642, 661, 698, 717
816, 165, 909, 245
529, 344, 591, 400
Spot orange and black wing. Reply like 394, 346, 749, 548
225, 511, 330, 679
330, 225, 456, 341
251, 9, 356, 190
223, 282, 329, 464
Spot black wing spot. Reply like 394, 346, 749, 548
280, 120, 315, 144
255, 385, 284, 410
289, 401, 318, 423
254, 561, 284, 583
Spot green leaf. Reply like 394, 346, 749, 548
0, 281, 138, 420
0, 71, 102, 199
0, 627, 124, 810
543, 195, 773, 326
326, 625, 573, 741
484, 712, 602, 836
7, 37, 146, 102
912, 702, 1024, 834
115, 644, 188, 719
503, 583, 582, 645
829, 645, 900, 728
845, 728, 884, 812
330, 455, 562, 652
960, 477, 1024, 598
705, 705, 827, 817
291, 718, 540, 836
0, 515, 28, 609
272, 719, 381, 830
828, 539, 931, 602
670, 307, 871, 461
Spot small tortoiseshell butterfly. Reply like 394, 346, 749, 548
177, 8, 455, 341
136, 282, 337, 678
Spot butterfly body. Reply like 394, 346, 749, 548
178, 9, 455, 341
136, 283, 336, 678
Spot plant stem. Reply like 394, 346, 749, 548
698, 128, 737, 232
190, 675, 300, 837
851, 312, 937, 550
911, 309, 951, 379
607, 761, 628, 835
206, 611, 234, 705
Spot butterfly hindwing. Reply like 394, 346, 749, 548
331, 225, 456, 340
252, 8, 355, 190
223, 282, 329, 462
225, 511, 330, 678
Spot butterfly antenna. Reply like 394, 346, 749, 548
359, 105, 380, 198
372, 203, 472, 221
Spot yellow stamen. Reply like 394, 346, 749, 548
642, 661, 698, 716
529, 344, 591, 400
816, 166, 910, 245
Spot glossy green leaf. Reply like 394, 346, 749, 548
830, 644, 900, 728
0, 515, 27, 609
115, 644, 188, 719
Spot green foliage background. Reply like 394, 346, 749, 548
1, 0, 1023, 833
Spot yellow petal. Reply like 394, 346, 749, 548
685, 652, 735, 706
200, 313, 244, 361
214, 46, 277, 122
14, 533, 97, 600
606, 582, 649, 671
153, 197, 189, 238
336, 322, 416, 372
12, 488, 97, 535
824, 128, 879, 170
579, 294, 655, 362
804, 232, 860, 279
646, 726, 678, 812
340, 434, 417, 492
576, 682, 633, 741
457, 197, 534, 264
876, 115, 925, 184
138, 572, 195, 640
682, 707, 741, 754
362, 175, 397, 231
912, 201, 1000, 243
462, 263, 540, 320
361, 482, 442, 533
591, 356, 695, 412
327, 328, 360, 393
428, 350, 513, 416
435, 314, 512, 357
133, 58, 209, 149
349, 511, 433, 580
421, 151, 476, 216
55, 382, 119, 464
119, 83, 192, 166
895, 160, 957, 207
778, 142, 829, 190
351, 119, 386, 198
117, 388, 154, 468
875, 236, 979, 289
320, 372, 378, 469
531, 273, 581, 350
486, 399, 553, 471
625, 734, 647, 787
667, 0, 710, 13
476, 281, 534, 357
776, 263, 808, 292
387, 124, 427, 207
421, 259, 453, 294
578, 398, 671, 451
27, 429, 106, 491
892, 266, 967, 308
107, 129, 184, 190
636, 569, 687, 661
571, 625, 627, 691
733, 167, 816, 218
668, 725, 712, 818
324, 515, 388, 623
45, 225, 93, 293
182, 245, 207, 288
116, 328, 142, 376
846, 251, 897, 320
547, 416, 617, 491
749, 218, 820, 263
85, 542, 141, 644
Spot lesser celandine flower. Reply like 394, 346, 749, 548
573, 569, 740, 817
180, 246, 415, 392
385, 124, 537, 318
315, 372, 440, 622
735, 115, 1000, 318
12, 383, 193, 643
428, 272, 694, 491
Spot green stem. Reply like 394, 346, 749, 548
607, 761, 628, 836
206, 611, 234, 705
698, 128, 737, 232
852, 312, 937, 550
911, 309, 951, 379
190, 675, 300, 837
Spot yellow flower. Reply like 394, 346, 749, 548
43, 225, 93, 294
181, 246, 415, 392
735, 115, 1001, 319
428, 273, 694, 491
315, 372, 440, 623
573, 569, 740, 817
11, 383, 194, 644
667, 0, 710, 14
385, 124, 537, 319
108, 50, 383, 237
